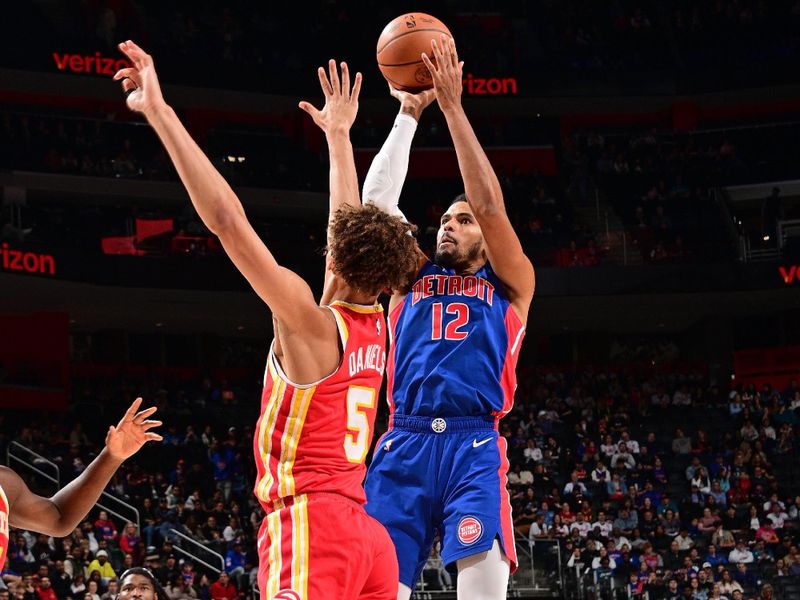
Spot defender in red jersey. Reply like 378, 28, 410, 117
0, 399, 161, 563
116, 41, 418, 599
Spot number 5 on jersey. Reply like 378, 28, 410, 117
431, 302, 470, 341
344, 386, 376, 464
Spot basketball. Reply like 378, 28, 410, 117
376, 13, 453, 92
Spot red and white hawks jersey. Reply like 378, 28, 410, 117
0, 482, 9, 565
253, 301, 386, 510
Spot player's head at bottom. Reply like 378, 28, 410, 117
327, 204, 419, 297
117, 567, 170, 600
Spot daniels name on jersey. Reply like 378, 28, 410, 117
348, 344, 385, 377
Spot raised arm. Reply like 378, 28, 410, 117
114, 41, 323, 332
2, 398, 160, 537
299, 60, 362, 305
422, 37, 535, 319
362, 85, 435, 220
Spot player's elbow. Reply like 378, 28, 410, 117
46, 520, 77, 538
202, 192, 246, 235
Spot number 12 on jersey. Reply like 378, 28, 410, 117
431, 302, 470, 341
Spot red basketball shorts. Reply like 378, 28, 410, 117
256, 493, 398, 600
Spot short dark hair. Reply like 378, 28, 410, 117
328, 205, 419, 296
118, 568, 169, 600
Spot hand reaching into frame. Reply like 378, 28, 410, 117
105, 397, 163, 462
113, 40, 167, 117
299, 59, 362, 135
421, 35, 465, 114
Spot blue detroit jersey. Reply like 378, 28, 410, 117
386, 260, 525, 419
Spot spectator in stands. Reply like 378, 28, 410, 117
86, 550, 116, 583
563, 472, 588, 497
672, 385, 691, 406
717, 568, 743, 595
529, 515, 550, 540
99, 580, 118, 600
35, 576, 57, 600
70, 573, 87, 597
612, 442, 636, 470
209, 572, 236, 600
766, 502, 789, 530
756, 520, 780, 548
728, 540, 755, 564
607, 472, 628, 501
224, 542, 246, 580
570, 513, 592, 538
706, 547, 726, 571
166, 576, 197, 599
675, 528, 695, 552
672, 429, 692, 456
86, 579, 101, 600
94, 510, 119, 545
119, 522, 141, 563
732, 561, 758, 589
591, 460, 610, 485
691, 468, 712, 494
523, 439, 541, 463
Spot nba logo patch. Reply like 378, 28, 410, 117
457, 516, 483, 546
274, 590, 301, 600
376, 317, 381, 336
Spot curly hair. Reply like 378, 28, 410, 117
328, 204, 419, 296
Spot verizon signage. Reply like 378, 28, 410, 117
0, 244, 56, 276
463, 73, 518, 96
53, 51, 132, 75
780, 266, 800, 284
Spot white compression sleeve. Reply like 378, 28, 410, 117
362, 113, 417, 221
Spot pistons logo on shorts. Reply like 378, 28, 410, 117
457, 516, 483, 546
274, 590, 301, 600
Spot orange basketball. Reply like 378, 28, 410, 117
376, 13, 453, 92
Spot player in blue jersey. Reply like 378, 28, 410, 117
357, 37, 536, 599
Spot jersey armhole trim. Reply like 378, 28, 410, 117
0, 483, 8, 514
266, 337, 342, 390
327, 305, 350, 347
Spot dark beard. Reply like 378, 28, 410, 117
434, 240, 482, 271
434, 247, 456, 268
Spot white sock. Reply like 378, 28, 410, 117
396, 582, 413, 600
362, 113, 417, 221
456, 539, 510, 600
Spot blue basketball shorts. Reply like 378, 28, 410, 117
364, 415, 517, 588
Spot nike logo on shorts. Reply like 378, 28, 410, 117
472, 437, 493, 448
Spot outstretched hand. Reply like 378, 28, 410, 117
113, 40, 167, 117
421, 35, 464, 113
388, 84, 436, 122
299, 60, 362, 135
105, 397, 163, 461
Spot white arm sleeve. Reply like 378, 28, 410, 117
362, 113, 417, 221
